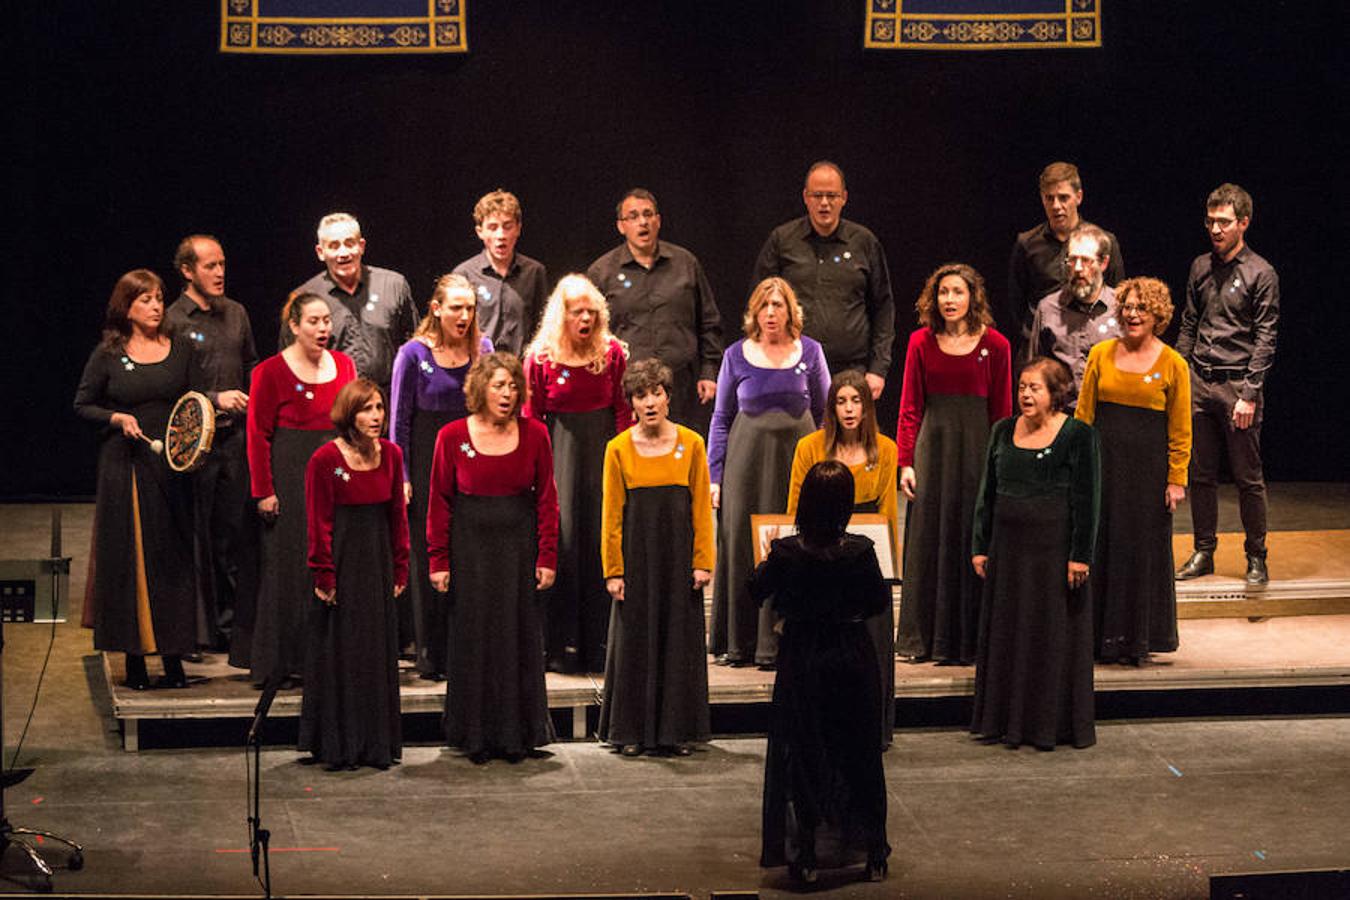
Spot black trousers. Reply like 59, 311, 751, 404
1187, 375, 1267, 557
191, 425, 256, 647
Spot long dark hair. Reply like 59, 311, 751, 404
100, 269, 165, 350
795, 460, 855, 547
822, 370, 879, 467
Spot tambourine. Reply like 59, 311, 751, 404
164, 391, 216, 472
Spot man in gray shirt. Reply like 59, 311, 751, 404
452, 189, 549, 356
1027, 223, 1120, 410
285, 212, 417, 398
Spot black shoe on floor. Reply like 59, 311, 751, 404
1245, 554, 1269, 586
124, 654, 150, 691
865, 857, 889, 882
1176, 550, 1214, 580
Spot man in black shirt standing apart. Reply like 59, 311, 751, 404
453, 189, 550, 356
165, 234, 258, 653
1175, 183, 1279, 585
1006, 162, 1124, 363
753, 161, 893, 399
588, 188, 723, 432
286, 212, 418, 399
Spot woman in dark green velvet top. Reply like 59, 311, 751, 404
969, 357, 1101, 750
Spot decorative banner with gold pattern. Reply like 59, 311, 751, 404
220, 0, 467, 55
866, 1, 1101, 51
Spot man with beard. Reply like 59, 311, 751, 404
1006, 162, 1124, 363
285, 212, 417, 400
1026, 223, 1119, 411
165, 234, 257, 653
453, 189, 549, 356
1175, 183, 1279, 586
587, 188, 723, 432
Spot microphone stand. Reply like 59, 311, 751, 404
1, 508, 83, 891
247, 675, 281, 899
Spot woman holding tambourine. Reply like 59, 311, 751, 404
246, 292, 356, 688
74, 269, 199, 690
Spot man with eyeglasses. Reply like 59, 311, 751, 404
1026, 223, 1119, 411
1006, 162, 1124, 364
1175, 183, 1279, 586
752, 160, 894, 399
587, 188, 723, 432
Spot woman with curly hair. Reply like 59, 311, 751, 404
1075, 277, 1191, 665
895, 263, 1011, 665
524, 274, 631, 673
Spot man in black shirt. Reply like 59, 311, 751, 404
285, 212, 418, 398
1007, 162, 1124, 359
165, 234, 258, 652
452, 189, 549, 356
588, 188, 723, 432
753, 161, 894, 398
1175, 184, 1279, 585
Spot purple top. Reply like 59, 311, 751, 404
707, 336, 829, 482
388, 336, 494, 481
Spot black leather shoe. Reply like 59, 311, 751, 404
789, 859, 818, 885
1245, 554, 1269, 586
865, 857, 889, 882
621, 743, 643, 758
123, 654, 150, 691
1176, 550, 1214, 580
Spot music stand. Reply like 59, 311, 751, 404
0, 509, 83, 890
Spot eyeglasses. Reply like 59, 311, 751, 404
620, 210, 658, 222
1119, 303, 1151, 314
805, 191, 844, 203
1204, 216, 1238, 231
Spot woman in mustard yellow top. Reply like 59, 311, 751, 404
1076, 277, 1192, 665
598, 359, 715, 757
787, 370, 899, 747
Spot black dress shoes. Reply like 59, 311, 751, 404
1245, 554, 1269, 586
124, 654, 150, 691
1176, 550, 1214, 580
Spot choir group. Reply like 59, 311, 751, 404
74, 162, 1277, 885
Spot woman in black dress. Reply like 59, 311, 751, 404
970, 357, 1101, 750
751, 460, 891, 885
301, 379, 410, 770
75, 269, 197, 690
428, 352, 559, 763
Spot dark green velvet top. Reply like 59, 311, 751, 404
971, 415, 1101, 563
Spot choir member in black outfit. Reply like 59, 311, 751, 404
752, 460, 891, 885
74, 270, 197, 690
428, 352, 559, 763
970, 357, 1101, 750
301, 379, 409, 770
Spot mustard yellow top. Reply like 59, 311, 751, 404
601, 424, 715, 577
786, 430, 899, 535
1075, 338, 1192, 485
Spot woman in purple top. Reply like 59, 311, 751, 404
389, 273, 493, 679
709, 276, 829, 668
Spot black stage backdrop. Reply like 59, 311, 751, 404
10, 1, 1345, 498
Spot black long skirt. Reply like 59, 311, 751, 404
251, 426, 331, 685
598, 485, 710, 748
897, 393, 990, 663
408, 408, 458, 677
853, 499, 896, 749
544, 407, 615, 673
970, 493, 1096, 750
711, 409, 815, 665
91, 434, 196, 656
444, 492, 552, 755
298, 504, 402, 768
761, 619, 890, 870
1093, 402, 1179, 660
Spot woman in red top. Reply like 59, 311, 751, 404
302, 379, 410, 769
523, 274, 631, 674
245, 293, 356, 687
895, 264, 1011, 665
428, 352, 559, 763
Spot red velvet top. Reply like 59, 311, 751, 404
426, 416, 560, 574
895, 327, 1012, 467
304, 439, 410, 593
246, 350, 357, 497
522, 338, 633, 432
